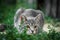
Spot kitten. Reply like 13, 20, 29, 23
14, 8, 44, 34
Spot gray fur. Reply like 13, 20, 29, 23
14, 8, 44, 34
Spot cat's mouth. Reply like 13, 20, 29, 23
26, 30, 36, 35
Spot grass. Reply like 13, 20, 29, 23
0, 24, 60, 40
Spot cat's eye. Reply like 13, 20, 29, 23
27, 25, 30, 28
34, 26, 37, 28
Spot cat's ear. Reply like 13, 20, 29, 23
20, 15, 27, 22
23, 16, 27, 21
35, 14, 44, 26
35, 14, 41, 21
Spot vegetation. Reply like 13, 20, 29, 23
0, 24, 60, 40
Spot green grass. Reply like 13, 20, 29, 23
0, 25, 60, 40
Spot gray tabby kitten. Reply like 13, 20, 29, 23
14, 8, 44, 34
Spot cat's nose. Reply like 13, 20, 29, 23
32, 30, 34, 33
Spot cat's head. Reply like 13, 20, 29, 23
20, 14, 44, 34
25, 18, 38, 34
